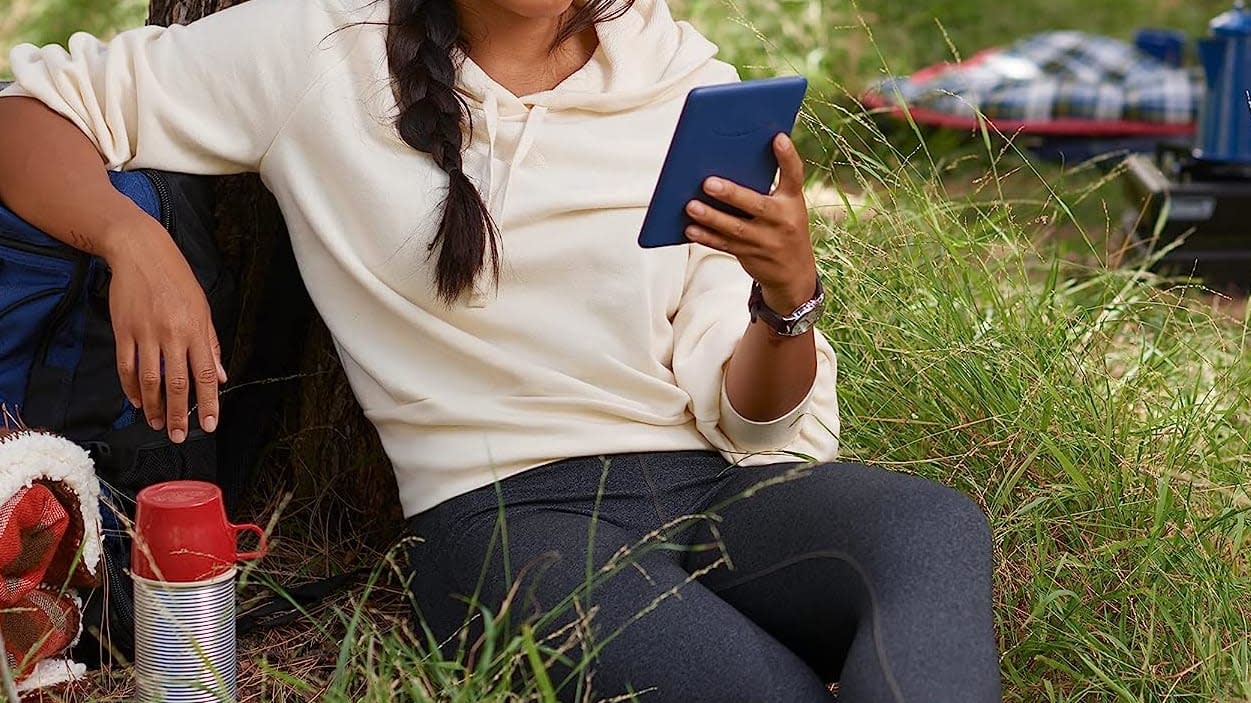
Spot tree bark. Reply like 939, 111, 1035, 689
147, 0, 403, 546
149, 0, 243, 26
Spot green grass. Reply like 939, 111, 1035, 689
0, 0, 147, 76
6, 0, 1251, 701
682, 0, 1224, 89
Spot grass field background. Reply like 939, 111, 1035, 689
3, 0, 1250, 701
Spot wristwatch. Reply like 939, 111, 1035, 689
748, 278, 825, 337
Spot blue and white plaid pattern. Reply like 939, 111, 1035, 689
872, 31, 1202, 125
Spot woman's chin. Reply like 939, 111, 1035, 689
494, 0, 577, 19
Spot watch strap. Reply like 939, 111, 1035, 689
748, 278, 825, 337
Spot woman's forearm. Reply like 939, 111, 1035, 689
723, 306, 818, 422
0, 95, 151, 258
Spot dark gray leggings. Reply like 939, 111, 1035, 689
406, 451, 1001, 702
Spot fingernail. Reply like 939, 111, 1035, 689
204, 415, 218, 432
706, 178, 724, 193
685, 226, 701, 239
171, 428, 186, 444
777, 133, 791, 150
150, 417, 165, 431
687, 201, 706, 216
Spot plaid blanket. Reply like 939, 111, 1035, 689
0, 430, 101, 691
865, 31, 1203, 135
0, 484, 69, 604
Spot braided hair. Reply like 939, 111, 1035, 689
384, 0, 633, 304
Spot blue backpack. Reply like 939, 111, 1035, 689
0, 168, 237, 490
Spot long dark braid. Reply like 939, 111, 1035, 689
383, 0, 634, 305
387, 0, 495, 304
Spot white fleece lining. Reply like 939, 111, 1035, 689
15, 658, 88, 692
0, 431, 102, 577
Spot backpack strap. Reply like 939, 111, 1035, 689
235, 568, 372, 635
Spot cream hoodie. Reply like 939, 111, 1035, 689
3, 0, 840, 517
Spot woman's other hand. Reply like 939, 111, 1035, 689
104, 218, 226, 443
683, 133, 818, 312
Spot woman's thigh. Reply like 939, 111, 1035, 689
408, 505, 835, 703
682, 461, 1000, 701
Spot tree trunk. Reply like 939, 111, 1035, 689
147, 0, 404, 546
148, 0, 239, 26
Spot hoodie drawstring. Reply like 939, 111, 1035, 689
479, 93, 548, 215
468, 94, 549, 307
511, 105, 547, 174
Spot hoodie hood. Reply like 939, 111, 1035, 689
454, 0, 720, 115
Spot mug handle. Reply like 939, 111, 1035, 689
232, 523, 269, 561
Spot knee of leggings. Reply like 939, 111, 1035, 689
814, 466, 992, 567
895, 477, 994, 568
935, 481, 992, 549
813, 465, 991, 540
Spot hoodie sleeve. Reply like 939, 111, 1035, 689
671, 240, 841, 465
0, 0, 347, 174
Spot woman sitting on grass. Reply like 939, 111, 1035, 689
0, 0, 1000, 699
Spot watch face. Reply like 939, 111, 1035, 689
790, 317, 815, 335
748, 279, 825, 336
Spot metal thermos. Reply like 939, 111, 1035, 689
129, 481, 267, 702
132, 569, 239, 703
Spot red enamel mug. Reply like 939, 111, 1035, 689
131, 481, 267, 583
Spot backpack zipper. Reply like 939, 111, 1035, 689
137, 169, 176, 233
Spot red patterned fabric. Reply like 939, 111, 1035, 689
0, 483, 79, 683
0, 485, 69, 604
1, 588, 80, 680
